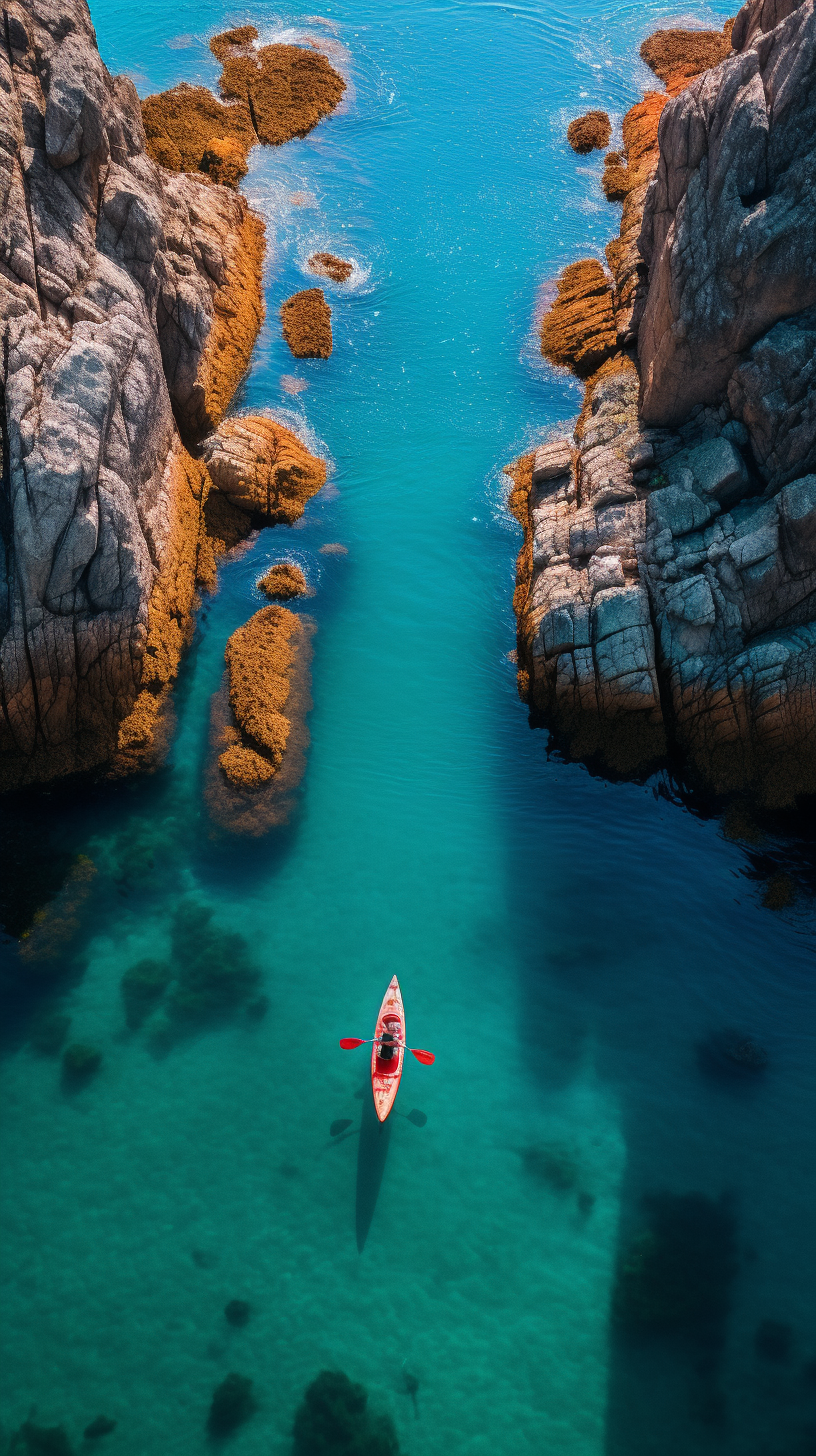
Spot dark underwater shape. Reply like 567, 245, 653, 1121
224, 1298, 251, 1327
207, 1373, 256, 1437
613, 1191, 738, 1342
330, 1118, 354, 1137
355, 1093, 391, 1253
755, 1318, 793, 1362
61, 1042, 102, 1088
10, 1423, 74, 1456
696, 1028, 768, 1081
83, 1417, 116, 1440
120, 958, 171, 1029
406, 1109, 427, 1127
292, 1370, 400, 1456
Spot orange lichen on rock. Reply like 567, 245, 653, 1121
196, 207, 266, 433
281, 289, 333, 358
307, 251, 353, 283
214, 35, 346, 146
203, 417, 326, 522
115, 443, 213, 771
502, 453, 535, 703
205, 610, 316, 835
257, 563, 308, 599
142, 84, 255, 176
567, 110, 611, 153
540, 259, 617, 377
640, 23, 733, 95
201, 137, 249, 188
142, 28, 344, 187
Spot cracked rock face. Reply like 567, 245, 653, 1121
515, 0, 816, 804
637, 0, 816, 427
0, 0, 263, 788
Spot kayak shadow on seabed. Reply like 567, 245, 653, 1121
355, 1093, 392, 1252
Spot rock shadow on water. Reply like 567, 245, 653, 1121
355, 1093, 391, 1253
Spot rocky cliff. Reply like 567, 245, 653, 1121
512, 0, 816, 806
0, 0, 269, 789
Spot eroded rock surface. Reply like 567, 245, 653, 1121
0, 0, 265, 788
515, 3, 816, 804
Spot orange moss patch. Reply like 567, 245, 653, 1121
567, 110, 611, 153
142, 84, 255, 176
215, 36, 346, 146
257, 563, 308, 599
209, 25, 259, 63
205, 614, 314, 835
307, 251, 353, 283
281, 289, 333, 358
641, 23, 732, 96
115, 442, 213, 771
540, 259, 617, 377
502, 452, 535, 702
142, 29, 344, 185
201, 136, 248, 188
198, 207, 266, 432
203, 416, 326, 522
602, 152, 629, 202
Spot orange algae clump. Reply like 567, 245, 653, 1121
281, 289, 333, 359
115, 443, 213, 771
215, 37, 346, 146
203, 417, 326, 523
307, 251, 353, 283
641, 24, 732, 95
142, 84, 254, 176
225, 606, 298, 771
567, 110, 611, 153
257, 563, 308, 600
196, 208, 266, 434
209, 25, 259, 62
201, 137, 249, 189
540, 259, 616, 377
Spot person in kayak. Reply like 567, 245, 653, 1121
378, 1026, 401, 1062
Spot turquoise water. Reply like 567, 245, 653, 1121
1, 1, 815, 1453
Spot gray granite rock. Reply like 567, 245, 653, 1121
636, 0, 816, 428
0, 0, 259, 787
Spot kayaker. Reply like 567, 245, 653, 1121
378, 1027, 400, 1062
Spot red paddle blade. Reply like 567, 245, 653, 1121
339, 1037, 366, 1049
410, 1048, 435, 1065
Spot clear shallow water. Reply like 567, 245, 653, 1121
1, 1, 815, 1453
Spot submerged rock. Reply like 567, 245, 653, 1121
613, 1191, 738, 1339
292, 1370, 400, 1456
696, 1029, 768, 1079
224, 1298, 252, 1327
10, 1422, 74, 1456
83, 1417, 116, 1440
62, 1042, 102, 1087
282, 289, 333, 359
121, 959, 172, 1029
207, 1373, 256, 1436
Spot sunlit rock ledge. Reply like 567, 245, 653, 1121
512, 0, 816, 806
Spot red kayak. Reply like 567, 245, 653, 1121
371, 976, 405, 1122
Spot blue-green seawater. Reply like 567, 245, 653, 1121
1, 1, 815, 1453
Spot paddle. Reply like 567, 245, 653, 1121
339, 1037, 435, 1065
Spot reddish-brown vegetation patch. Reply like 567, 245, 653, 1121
142, 84, 254, 178
281, 289, 333, 358
567, 110, 611, 153
307, 251, 353, 283
215, 34, 345, 146
540, 259, 617, 377
203, 417, 326, 523
641, 23, 733, 95
257, 563, 308, 600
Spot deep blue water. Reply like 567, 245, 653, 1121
1, 1, 815, 1453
